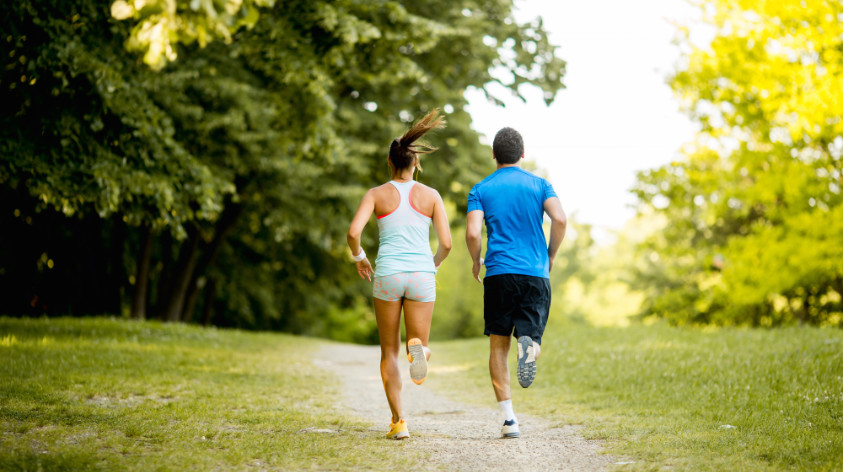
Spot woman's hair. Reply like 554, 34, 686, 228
389, 108, 446, 171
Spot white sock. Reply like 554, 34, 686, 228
498, 399, 517, 423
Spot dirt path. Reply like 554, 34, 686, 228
316, 343, 617, 471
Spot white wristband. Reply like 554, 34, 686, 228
351, 248, 366, 262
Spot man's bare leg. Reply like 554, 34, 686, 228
489, 334, 512, 401
490, 334, 520, 437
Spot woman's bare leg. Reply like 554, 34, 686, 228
403, 299, 434, 360
374, 298, 404, 423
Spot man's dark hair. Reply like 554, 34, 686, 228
492, 127, 524, 164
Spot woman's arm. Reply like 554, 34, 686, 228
431, 191, 452, 268
347, 190, 376, 281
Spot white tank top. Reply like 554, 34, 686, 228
374, 181, 435, 277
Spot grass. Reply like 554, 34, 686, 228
433, 321, 843, 471
3, 317, 841, 471
0, 317, 423, 471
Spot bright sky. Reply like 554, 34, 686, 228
465, 0, 701, 240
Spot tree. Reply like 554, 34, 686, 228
0, 0, 567, 337
108, 0, 276, 70
631, 0, 843, 326
1, 1, 233, 318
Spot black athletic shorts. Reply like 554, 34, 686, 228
483, 274, 551, 344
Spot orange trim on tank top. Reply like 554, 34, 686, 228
408, 183, 432, 219
376, 183, 402, 219
376, 182, 431, 219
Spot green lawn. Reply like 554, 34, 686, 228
2, 317, 841, 471
434, 321, 843, 471
0, 317, 422, 471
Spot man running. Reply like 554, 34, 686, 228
465, 127, 567, 439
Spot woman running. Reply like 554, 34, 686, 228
346, 109, 452, 440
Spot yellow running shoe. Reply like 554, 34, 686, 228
407, 338, 428, 385
386, 419, 409, 440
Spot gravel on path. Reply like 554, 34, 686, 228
316, 343, 616, 472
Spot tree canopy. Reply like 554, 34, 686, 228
0, 0, 566, 338
631, 0, 843, 326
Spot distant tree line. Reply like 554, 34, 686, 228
631, 0, 843, 326
0, 0, 566, 338
13, 0, 832, 332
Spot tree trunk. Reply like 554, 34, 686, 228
108, 215, 127, 314
181, 277, 203, 324
201, 277, 218, 326
130, 224, 153, 320
163, 225, 200, 322
81, 216, 107, 315
154, 230, 173, 320
181, 201, 244, 322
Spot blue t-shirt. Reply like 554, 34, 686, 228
467, 167, 557, 279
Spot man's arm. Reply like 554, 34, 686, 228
466, 210, 485, 283
543, 197, 567, 272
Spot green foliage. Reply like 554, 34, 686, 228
550, 220, 646, 327
0, 0, 567, 337
435, 322, 843, 471
631, 0, 843, 326
1, 2, 231, 231
432, 214, 602, 339
431, 225, 486, 339
0, 317, 426, 470
109, 0, 276, 69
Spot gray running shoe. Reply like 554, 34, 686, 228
516, 336, 537, 388
501, 419, 520, 438
407, 338, 427, 385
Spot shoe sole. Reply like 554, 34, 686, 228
516, 336, 536, 388
387, 431, 410, 440
407, 338, 427, 385
502, 431, 520, 438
